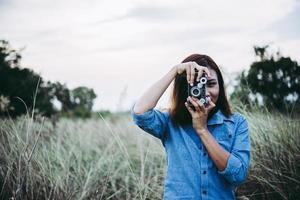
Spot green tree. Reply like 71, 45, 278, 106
50, 82, 74, 112
232, 45, 300, 112
71, 86, 97, 118
0, 40, 98, 118
0, 40, 56, 117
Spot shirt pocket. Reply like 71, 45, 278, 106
216, 129, 233, 141
215, 129, 234, 152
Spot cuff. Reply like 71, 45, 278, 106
131, 104, 154, 125
218, 153, 242, 176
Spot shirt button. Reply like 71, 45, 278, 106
203, 170, 207, 174
229, 134, 232, 138
203, 152, 207, 156
199, 146, 202, 150
203, 190, 207, 195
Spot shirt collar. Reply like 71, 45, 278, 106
207, 109, 234, 125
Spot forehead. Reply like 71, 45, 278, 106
207, 68, 218, 80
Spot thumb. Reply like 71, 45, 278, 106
206, 97, 216, 112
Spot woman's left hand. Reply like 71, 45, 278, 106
185, 96, 216, 135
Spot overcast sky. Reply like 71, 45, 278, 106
1, 0, 300, 111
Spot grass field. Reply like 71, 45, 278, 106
0, 107, 299, 199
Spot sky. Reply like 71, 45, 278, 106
1, 0, 300, 111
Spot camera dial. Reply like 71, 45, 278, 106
197, 83, 203, 88
199, 98, 206, 104
200, 77, 207, 84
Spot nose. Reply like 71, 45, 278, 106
205, 90, 210, 97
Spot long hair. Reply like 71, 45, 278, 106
169, 54, 232, 126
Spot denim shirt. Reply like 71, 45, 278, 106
131, 107, 251, 200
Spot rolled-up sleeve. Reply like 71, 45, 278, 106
131, 104, 169, 140
218, 114, 251, 186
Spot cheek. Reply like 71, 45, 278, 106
208, 86, 219, 99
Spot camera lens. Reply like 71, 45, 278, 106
191, 87, 201, 97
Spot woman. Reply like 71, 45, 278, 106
131, 54, 251, 199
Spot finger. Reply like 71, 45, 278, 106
185, 102, 195, 116
186, 64, 191, 84
209, 98, 216, 108
188, 97, 201, 112
203, 67, 211, 78
208, 96, 215, 104
194, 62, 202, 82
196, 67, 203, 82
190, 62, 196, 86
198, 66, 208, 78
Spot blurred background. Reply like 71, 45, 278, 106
0, 0, 300, 200
1, 0, 300, 116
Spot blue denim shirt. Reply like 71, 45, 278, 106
132, 107, 251, 200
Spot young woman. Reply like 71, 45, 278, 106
131, 54, 251, 200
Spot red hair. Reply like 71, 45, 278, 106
169, 54, 232, 126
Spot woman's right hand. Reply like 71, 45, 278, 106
175, 62, 211, 86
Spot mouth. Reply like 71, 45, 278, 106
206, 96, 217, 104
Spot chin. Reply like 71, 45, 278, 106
211, 99, 217, 104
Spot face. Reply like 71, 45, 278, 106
206, 68, 219, 105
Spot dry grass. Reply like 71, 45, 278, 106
0, 108, 299, 199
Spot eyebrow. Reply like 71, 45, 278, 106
207, 79, 217, 82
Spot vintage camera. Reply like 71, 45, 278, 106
188, 69, 208, 105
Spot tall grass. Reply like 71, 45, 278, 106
236, 108, 300, 200
0, 114, 165, 199
0, 108, 299, 199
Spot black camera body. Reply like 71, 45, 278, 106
188, 70, 208, 105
